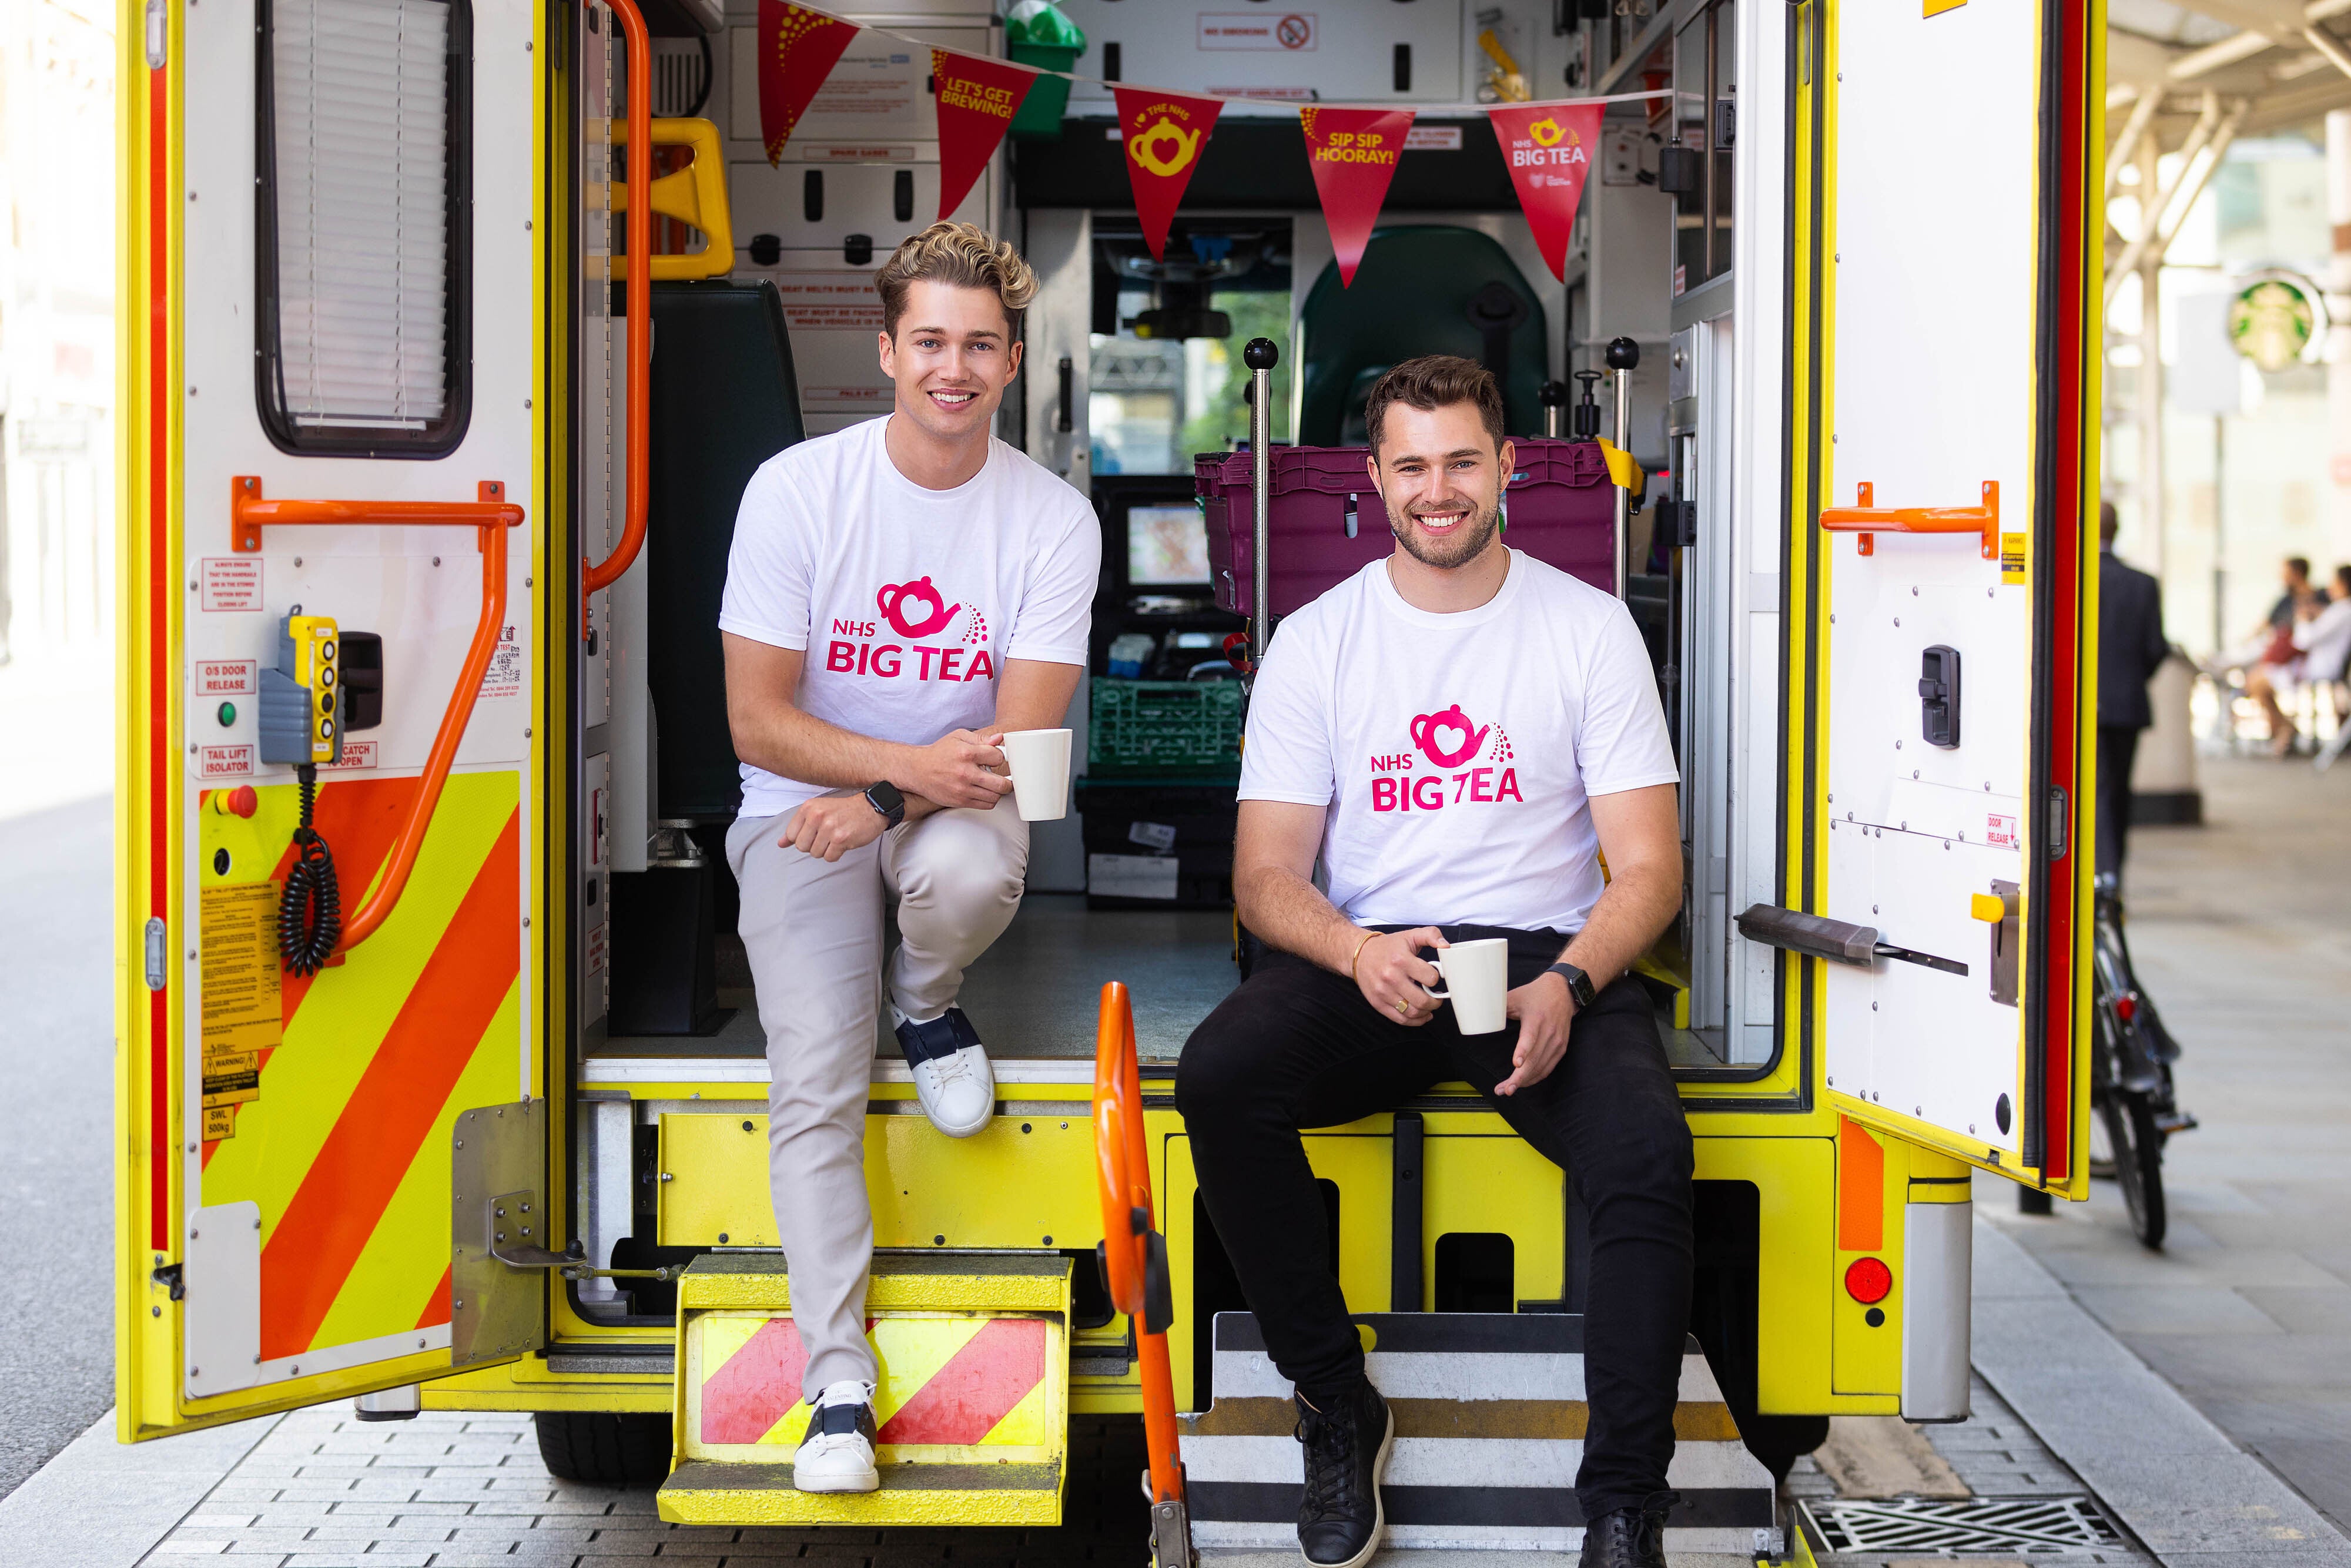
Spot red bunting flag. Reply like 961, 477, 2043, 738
1485, 101, 1606, 282
758, 0, 859, 166
1113, 86, 1225, 261
1299, 107, 1416, 288
932, 50, 1040, 222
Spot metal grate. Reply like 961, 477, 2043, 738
1801, 1495, 2127, 1556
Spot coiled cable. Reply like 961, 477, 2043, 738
278, 766, 342, 976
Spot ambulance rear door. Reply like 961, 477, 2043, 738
119, 0, 553, 1434
1781, 0, 2097, 1194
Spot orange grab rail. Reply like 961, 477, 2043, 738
580, 0, 652, 621
230, 475, 525, 953
1094, 981, 1185, 1510
1818, 479, 2000, 560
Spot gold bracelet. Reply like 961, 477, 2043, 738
1348, 930, 1378, 981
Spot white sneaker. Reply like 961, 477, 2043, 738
893, 1007, 996, 1138
793, 1379, 879, 1493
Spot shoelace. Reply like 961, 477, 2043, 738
1295, 1405, 1360, 1517
925, 1050, 977, 1088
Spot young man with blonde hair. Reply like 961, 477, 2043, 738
719, 221, 1099, 1492
1178, 356, 1692, 1568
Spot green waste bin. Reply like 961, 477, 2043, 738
1007, 0, 1083, 140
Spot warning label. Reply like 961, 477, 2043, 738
2000, 531, 2028, 584
196, 660, 257, 697
1199, 11, 1317, 49
768, 273, 886, 332
199, 882, 282, 1127
479, 624, 524, 700
199, 744, 256, 778
200, 558, 263, 613
1404, 125, 1463, 151
320, 739, 377, 771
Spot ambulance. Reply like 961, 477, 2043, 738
114, 0, 2104, 1557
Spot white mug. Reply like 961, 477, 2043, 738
999, 728, 1073, 822
1427, 937, 1510, 1035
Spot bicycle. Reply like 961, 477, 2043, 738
2088, 874, 2196, 1249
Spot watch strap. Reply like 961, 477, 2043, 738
1546, 961, 1597, 1009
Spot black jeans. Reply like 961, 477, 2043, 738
2097, 725, 2141, 880
1176, 926, 1695, 1519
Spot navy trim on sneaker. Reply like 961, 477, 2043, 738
895, 1006, 984, 1066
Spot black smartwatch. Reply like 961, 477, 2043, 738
863, 780, 906, 829
1546, 961, 1598, 1009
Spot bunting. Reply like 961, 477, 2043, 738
932, 51, 1041, 222
1299, 107, 1416, 287
1114, 86, 1227, 261
1486, 102, 1607, 282
757, 0, 859, 166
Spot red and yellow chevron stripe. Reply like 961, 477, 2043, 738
686, 1312, 1054, 1459
196, 768, 523, 1363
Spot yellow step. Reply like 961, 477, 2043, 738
658, 1252, 1073, 1526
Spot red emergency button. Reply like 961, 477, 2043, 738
210, 785, 259, 819
1844, 1256, 1893, 1305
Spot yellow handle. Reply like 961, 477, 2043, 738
611, 116, 734, 282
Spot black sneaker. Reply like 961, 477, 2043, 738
1293, 1381, 1392, 1568
1578, 1490, 1678, 1568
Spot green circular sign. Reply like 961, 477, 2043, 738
2228, 273, 2319, 372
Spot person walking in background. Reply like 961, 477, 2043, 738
2098, 502, 2168, 879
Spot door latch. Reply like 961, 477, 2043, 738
1918, 644, 1961, 749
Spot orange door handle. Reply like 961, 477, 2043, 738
229, 476, 524, 953
1094, 982, 1186, 1510
581, 0, 652, 619
1819, 480, 2000, 559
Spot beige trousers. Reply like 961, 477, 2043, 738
725, 800, 1029, 1398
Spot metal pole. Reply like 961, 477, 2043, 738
1540, 380, 1566, 439
1606, 336, 1640, 598
2137, 131, 2166, 584
1702, 0, 1719, 283
1244, 337, 1279, 678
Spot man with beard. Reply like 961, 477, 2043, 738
1176, 356, 1692, 1568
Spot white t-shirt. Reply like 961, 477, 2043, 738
719, 417, 1100, 820
1238, 550, 1679, 934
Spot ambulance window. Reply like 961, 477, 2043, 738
254, 0, 471, 456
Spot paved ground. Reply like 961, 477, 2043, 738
0, 792, 118, 1497
1985, 752, 2351, 1536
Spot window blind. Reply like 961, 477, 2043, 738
270, 0, 452, 431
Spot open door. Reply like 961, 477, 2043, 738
117, 0, 550, 1435
1778, 1, 2098, 1194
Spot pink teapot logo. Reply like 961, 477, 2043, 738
877, 576, 962, 639
1411, 704, 1490, 769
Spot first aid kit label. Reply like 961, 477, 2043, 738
200, 558, 263, 613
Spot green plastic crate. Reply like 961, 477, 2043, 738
1089, 679, 1243, 780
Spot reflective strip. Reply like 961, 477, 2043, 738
693, 1312, 1049, 1453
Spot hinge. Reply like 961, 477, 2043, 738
150, 1262, 185, 1301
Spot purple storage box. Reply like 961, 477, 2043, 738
1197, 439, 1616, 618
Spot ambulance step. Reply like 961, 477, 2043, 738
657, 1252, 1072, 1527
1178, 1312, 1778, 1556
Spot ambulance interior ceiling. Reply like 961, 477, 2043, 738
591, 0, 1744, 1081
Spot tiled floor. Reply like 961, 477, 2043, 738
137, 1409, 1152, 1567
1985, 754, 2351, 1536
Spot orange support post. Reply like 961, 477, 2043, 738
1094, 981, 1186, 1513
228, 475, 525, 954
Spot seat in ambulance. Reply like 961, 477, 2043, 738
1296, 226, 1548, 446
647, 278, 804, 823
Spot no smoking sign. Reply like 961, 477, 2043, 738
1198, 11, 1317, 51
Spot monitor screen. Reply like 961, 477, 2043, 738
1127, 501, 1211, 587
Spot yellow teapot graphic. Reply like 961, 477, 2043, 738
1130, 116, 1203, 178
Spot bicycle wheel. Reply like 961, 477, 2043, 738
2102, 1091, 2166, 1249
